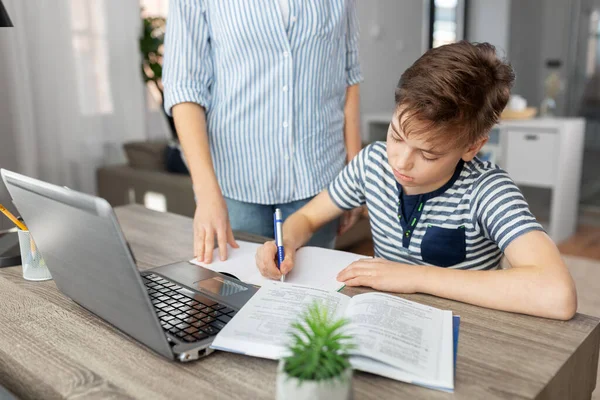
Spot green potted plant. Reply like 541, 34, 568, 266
277, 302, 355, 400
140, 10, 190, 173
139, 12, 177, 139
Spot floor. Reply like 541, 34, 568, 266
558, 225, 600, 261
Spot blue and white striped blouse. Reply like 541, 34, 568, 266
329, 142, 544, 270
162, 0, 362, 204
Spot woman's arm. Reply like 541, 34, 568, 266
338, 84, 363, 235
163, 0, 237, 263
343, 84, 362, 163
172, 103, 237, 263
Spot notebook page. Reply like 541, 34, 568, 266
285, 246, 365, 291
190, 241, 265, 285
190, 241, 365, 291
211, 281, 351, 359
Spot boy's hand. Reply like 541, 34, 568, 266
255, 241, 297, 280
337, 258, 422, 293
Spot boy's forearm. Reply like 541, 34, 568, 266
172, 103, 221, 195
280, 190, 346, 252
282, 213, 315, 251
344, 84, 362, 163
414, 264, 577, 320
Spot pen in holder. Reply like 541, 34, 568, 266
17, 230, 52, 281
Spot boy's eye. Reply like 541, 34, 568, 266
422, 153, 439, 162
391, 134, 403, 143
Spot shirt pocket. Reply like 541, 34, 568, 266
420, 225, 466, 267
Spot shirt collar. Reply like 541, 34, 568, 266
396, 159, 465, 201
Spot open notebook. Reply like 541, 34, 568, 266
211, 282, 457, 392
190, 241, 366, 292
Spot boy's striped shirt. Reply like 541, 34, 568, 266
329, 142, 544, 270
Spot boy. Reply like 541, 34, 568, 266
255, 41, 577, 320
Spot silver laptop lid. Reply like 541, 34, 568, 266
1, 169, 173, 359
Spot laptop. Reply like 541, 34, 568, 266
1, 169, 258, 362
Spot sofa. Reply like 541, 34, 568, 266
96, 140, 372, 251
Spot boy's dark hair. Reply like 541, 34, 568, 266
394, 41, 515, 149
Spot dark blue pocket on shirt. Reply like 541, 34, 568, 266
421, 225, 466, 267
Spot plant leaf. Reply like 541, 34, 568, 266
282, 301, 354, 383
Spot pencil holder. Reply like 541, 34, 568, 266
17, 230, 52, 281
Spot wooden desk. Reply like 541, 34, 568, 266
0, 205, 598, 399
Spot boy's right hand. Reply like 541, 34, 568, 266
193, 191, 238, 263
256, 241, 296, 280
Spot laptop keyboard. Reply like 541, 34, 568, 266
142, 273, 237, 343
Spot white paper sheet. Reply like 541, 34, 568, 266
190, 240, 366, 292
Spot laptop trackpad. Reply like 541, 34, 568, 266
148, 261, 257, 305
194, 276, 249, 297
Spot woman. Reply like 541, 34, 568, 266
162, 0, 363, 263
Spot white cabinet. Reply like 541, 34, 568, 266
487, 118, 586, 243
503, 128, 559, 187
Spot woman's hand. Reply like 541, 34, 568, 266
255, 241, 297, 280
193, 191, 238, 263
337, 258, 423, 293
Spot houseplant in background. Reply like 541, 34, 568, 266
139, 11, 189, 174
139, 13, 176, 138
277, 302, 355, 400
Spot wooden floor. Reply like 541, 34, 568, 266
345, 224, 600, 261
557, 225, 600, 261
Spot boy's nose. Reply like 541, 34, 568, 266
395, 148, 414, 171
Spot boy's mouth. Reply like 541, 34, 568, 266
393, 168, 414, 183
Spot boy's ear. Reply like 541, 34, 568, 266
461, 137, 489, 162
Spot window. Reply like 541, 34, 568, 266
140, 0, 168, 18
428, 0, 467, 49
585, 9, 599, 78
70, 0, 114, 115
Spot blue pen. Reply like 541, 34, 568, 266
274, 208, 285, 282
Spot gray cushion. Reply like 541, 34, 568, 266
123, 141, 168, 171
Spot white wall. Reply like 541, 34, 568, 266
467, 0, 578, 115
356, 0, 514, 133
467, 0, 510, 56
356, 0, 427, 124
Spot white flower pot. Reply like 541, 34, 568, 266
276, 360, 353, 400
